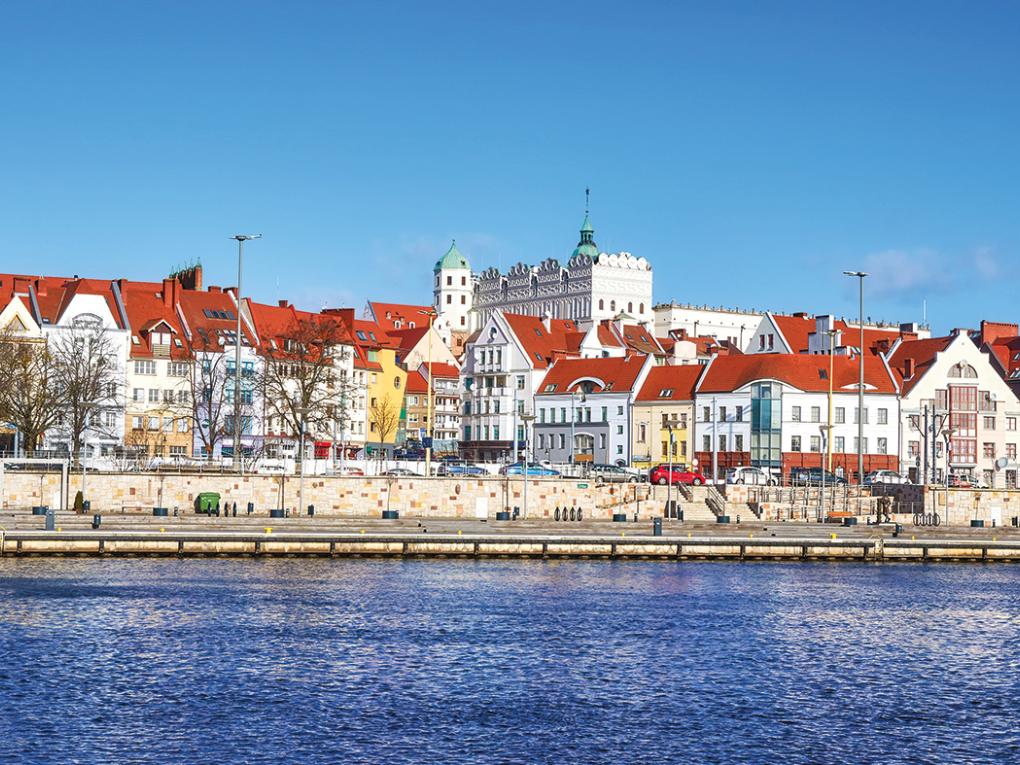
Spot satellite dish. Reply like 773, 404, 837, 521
995, 457, 1009, 470
218, 336, 226, 346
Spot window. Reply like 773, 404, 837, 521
877, 437, 888, 455
661, 440, 669, 458
983, 416, 996, 430
131, 416, 143, 430
1009, 417, 1018, 432
599, 433, 607, 449
835, 407, 845, 424
133, 388, 143, 403
791, 436, 802, 452
719, 435, 727, 451
639, 423, 646, 442
169, 362, 189, 377
558, 434, 565, 449
616, 425, 624, 435
877, 408, 888, 425
768, 334, 774, 350
835, 436, 845, 452
719, 406, 727, 422
134, 360, 156, 375
105, 411, 116, 427
516, 375, 525, 390
758, 335, 765, 351
703, 435, 711, 451
983, 442, 996, 459
734, 435, 743, 452
703, 406, 711, 422
148, 389, 159, 403
810, 406, 820, 423
908, 441, 920, 457
538, 434, 545, 449
493, 425, 500, 440
791, 406, 801, 422
810, 435, 821, 452
853, 437, 868, 454
1008, 443, 1017, 459
617, 406, 624, 416
854, 407, 868, 424
734, 406, 742, 422
659, 389, 673, 398
601, 407, 608, 422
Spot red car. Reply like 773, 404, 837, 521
649, 464, 707, 486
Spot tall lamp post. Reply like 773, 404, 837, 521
520, 412, 535, 519
818, 424, 828, 522
418, 309, 437, 476
297, 406, 308, 515
843, 270, 868, 513
231, 234, 261, 473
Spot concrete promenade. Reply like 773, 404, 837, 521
3, 509, 1019, 562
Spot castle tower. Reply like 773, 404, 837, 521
434, 239, 473, 346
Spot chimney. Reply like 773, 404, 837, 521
904, 358, 915, 379
793, 311, 809, 319
278, 299, 290, 308
161, 278, 176, 308
979, 320, 1019, 346
816, 314, 834, 333
208, 285, 222, 294
175, 264, 203, 291
541, 312, 551, 332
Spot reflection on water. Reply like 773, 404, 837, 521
1, 559, 1019, 764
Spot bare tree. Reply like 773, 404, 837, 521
0, 331, 61, 456
368, 395, 400, 465
48, 319, 122, 458
258, 315, 354, 473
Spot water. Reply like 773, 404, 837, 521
1, 559, 1018, 765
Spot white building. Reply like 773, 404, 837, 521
694, 353, 901, 481
886, 331, 1020, 487
653, 302, 763, 350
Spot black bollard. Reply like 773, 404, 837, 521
653, 517, 662, 536
232, 502, 237, 518
247, 502, 254, 515
307, 504, 315, 517
92, 514, 101, 529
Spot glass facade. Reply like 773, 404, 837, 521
750, 382, 782, 468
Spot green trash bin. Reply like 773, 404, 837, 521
195, 492, 221, 515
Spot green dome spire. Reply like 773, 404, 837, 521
434, 239, 470, 273
572, 188, 598, 259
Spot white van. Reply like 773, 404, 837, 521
726, 466, 777, 486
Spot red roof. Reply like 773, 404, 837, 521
367, 301, 432, 332
18, 276, 125, 328
352, 319, 398, 350
405, 370, 429, 394
424, 362, 460, 379
503, 313, 579, 369
698, 353, 898, 394
635, 364, 704, 402
120, 278, 190, 359
386, 326, 429, 355
886, 336, 954, 393
178, 288, 257, 352
772, 313, 902, 354
537, 355, 648, 395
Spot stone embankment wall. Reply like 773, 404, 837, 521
0, 472, 662, 521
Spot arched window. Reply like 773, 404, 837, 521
628, 302, 633, 313
610, 300, 616, 312
949, 363, 978, 379
599, 299, 604, 310
639, 303, 645, 314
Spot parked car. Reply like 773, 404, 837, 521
393, 448, 426, 460
649, 464, 707, 486
383, 468, 421, 477
863, 470, 907, 486
501, 463, 561, 477
790, 467, 847, 486
726, 466, 777, 486
589, 464, 643, 483
948, 474, 980, 488
436, 462, 487, 476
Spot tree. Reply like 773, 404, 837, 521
48, 319, 122, 458
0, 331, 61, 456
186, 352, 238, 459
258, 314, 355, 473
368, 395, 400, 465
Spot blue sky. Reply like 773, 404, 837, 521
2, 1, 1019, 332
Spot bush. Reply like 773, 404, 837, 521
73, 490, 84, 513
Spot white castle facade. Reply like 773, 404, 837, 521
433, 209, 654, 336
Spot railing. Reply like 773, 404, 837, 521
705, 485, 727, 517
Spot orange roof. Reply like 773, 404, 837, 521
537, 355, 648, 395
502, 313, 579, 369
351, 319, 398, 350
368, 301, 432, 332
424, 362, 460, 379
386, 326, 429, 354
405, 370, 429, 394
120, 279, 190, 359
178, 288, 257, 352
698, 353, 898, 394
247, 300, 353, 360
635, 364, 704, 402
22, 276, 125, 328
886, 336, 954, 393
772, 313, 902, 354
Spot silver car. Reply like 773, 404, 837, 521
590, 464, 643, 483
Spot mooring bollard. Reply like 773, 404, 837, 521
45, 510, 55, 531
653, 517, 662, 536
232, 502, 238, 518
307, 504, 315, 517
92, 514, 101, 529
270, 509, 285, 519
247, 502, 254, 515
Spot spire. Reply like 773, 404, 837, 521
573, 188, 596, 259
434, 239, 470, 273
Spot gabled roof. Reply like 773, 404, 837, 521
423, 362, 460, 379
405, 370, 429, 394
352, 319, 399, 350
770, 313, 903, 354
536, 355, 648, 395
697, 353, 898, 395
178, 288, 257, 352
502, 312, 579, 369
247, 300, 354, 360
386, 326, 429, 354
635, 364, 704, 402
120, 279, 190, 359
886, 336, 955, 393
367, 301, 432, 332
21, 276, 125, 328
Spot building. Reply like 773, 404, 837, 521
973, 320, 1020, 400
346, 317, 406, 458
120, 278, 193, 458
387, 323, 458, 372
459, 311, 580, 462
631, 364, 704, 470
422, 362, 461, 447
653, 302, 763, 350
533, 355, 653, 466
746, 312, 927, 356
432, 242, 473, 355
694, 354, 900, 481
886, 330, 1020, 487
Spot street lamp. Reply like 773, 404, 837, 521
520, 412, 536, 519
231, 234, 261, 473
418, 309, 437, 477
843, 270, 867, 511
818, 424, 828, 522
569, 390, 586, 470
943, 427, 957, 488
297, 406, 308, 516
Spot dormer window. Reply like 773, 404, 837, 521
658, 388, 673, 397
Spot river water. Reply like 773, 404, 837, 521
1, 558, 1018, 764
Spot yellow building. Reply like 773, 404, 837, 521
631, 365, 702, 469
352, 319, 407, 457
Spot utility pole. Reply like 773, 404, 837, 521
418, 309, 437, 477
843, 270, 868, 512
231, 234, 261, 473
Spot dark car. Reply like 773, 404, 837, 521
649, 464, 707, 486
436, 462, 487, 477
790, 467, 847, 486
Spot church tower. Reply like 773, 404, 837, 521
434, 240, 473, 350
